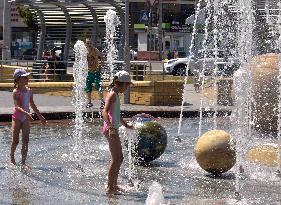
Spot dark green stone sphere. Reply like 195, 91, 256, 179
134, 121, 167, 162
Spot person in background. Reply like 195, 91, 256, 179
42, 50, 50, 81
10, 69, 46, 171
173, 48, 179, 59
46, 50, 60, 80
167, 50, 172, 60
15, 41, 20, 59
85, 38, 104, 108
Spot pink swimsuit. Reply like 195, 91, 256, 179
102, 91, 120, 133
12, 88, 31, 123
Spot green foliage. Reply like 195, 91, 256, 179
16, 6, 38, 32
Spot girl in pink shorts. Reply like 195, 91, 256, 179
102, 70, 134, 195
10, 69, 46, 170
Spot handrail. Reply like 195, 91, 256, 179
0, 60, 167, 83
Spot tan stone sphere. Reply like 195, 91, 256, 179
194, 130, 236, 174
250, 53, 279, 132
245, 144, 281, 167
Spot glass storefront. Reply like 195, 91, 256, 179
11, 27, 34, 59
163, 4, 195, 25
131, 1, 196, 58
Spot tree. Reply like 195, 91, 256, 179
16, 6, 38, 47
16, 6, 38, 32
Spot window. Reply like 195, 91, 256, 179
163, 4, 195, 26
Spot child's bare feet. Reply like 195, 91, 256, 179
21, 164, 31, 172
106, 189, 123, 196
115, 185, 126, 193
10, 159, 16, 165
7, 161, 17, 170
106, 187, 124, 196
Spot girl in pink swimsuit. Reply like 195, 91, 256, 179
102, 70, 134, 195
10, 69, 46, 170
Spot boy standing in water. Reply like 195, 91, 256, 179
85, 38, 104, 108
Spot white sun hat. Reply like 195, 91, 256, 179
13, 69, 30, 79
114, 70, 133, 83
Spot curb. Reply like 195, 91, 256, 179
0, 110, 231, 122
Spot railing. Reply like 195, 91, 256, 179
0, 59, 169, 83
102, 60, 167, 81
0, 59, 72, 82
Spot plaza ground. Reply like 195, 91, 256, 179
0, 84, 229, 121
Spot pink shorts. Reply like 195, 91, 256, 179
102, 122, 119, 135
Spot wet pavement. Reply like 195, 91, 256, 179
2, 83, 277, 205
0, 118, 280, 205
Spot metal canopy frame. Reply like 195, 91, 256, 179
9, 0, 126, 61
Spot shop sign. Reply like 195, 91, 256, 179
162, 23, 171, 30
171, 24, 205, 33
171, 24, 192, 33
139, 10, 149, 23
134, 24, 146, 30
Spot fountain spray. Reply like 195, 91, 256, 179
119, 125, 135, 187
104, 9, 121, 80
72, 40, 88, 170
177, 0, 203, 142
212, 0, 220, 130
198, 0, 212, 138
232, 0, 254, 199
276, 1, 281, 177
145, 181, 166, 205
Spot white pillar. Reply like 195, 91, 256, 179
158, 0, 163, 60
124, 0, 130, 103
138, 32, 148, 51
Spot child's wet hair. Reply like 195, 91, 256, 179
14, 78, 19, 88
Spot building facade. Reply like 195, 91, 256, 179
1, 0, 275, 60
0, 1, 33, 59
2, 0, 198, 60
130, 0, 197, 59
